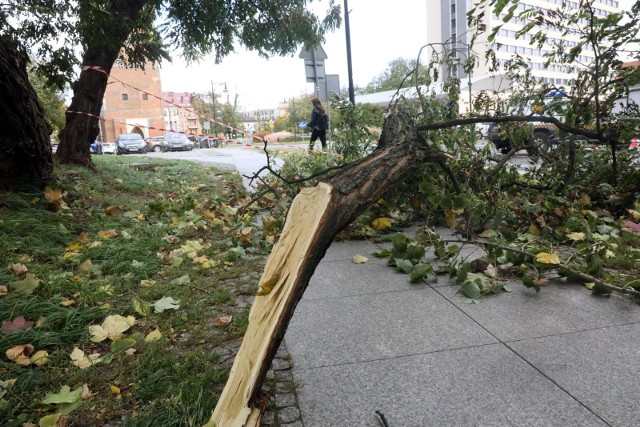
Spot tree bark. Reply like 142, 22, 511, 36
208, 110, 443, 426
56, 0, 148, 169
0, 36, 54, 189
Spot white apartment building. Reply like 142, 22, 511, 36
427, 0, 622, 108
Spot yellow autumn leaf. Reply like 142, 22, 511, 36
628, 209, 640, 221
110, 385, 121, 395
528, 224, 541, 236
78, 259, 93, 273
256, 272, 281, 296
6, 344, 34, 366
98, 229, 118, 239
352, 255, 369, 264
371, 217, 392, 231
70, 347, 102, 369
444, 209, 463, 230
579, 193, 592, 206
144, 329, 162, 342
553, 207, 565, 218
566, 232, 586, 241
212, 316, 233, 327
89, 315, 135, 342
30, 350, 48, 366
140, 279, 156, 287
60, 299, 75, 307
0, 285, 7, 296
535, 252, 561, 265
104, 205, 118, 216
44, 186, 68, 211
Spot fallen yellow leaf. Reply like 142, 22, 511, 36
105, 206, 118, 216
144, 329, 162, 342
6, 344, 34, 366
212, 316, 233, 327
11, 263, 28, 276
110, 385, 121, 395
528, 224, 541, 236
566, 232, 586, 241
78, 259, 93, 273
535, 252, 561, 265
70, 347, 102, 369
352, 255, 369, 264
140, 279, 156, 287
30, 350, 48, 366
0, 285, 8, 297
371, 217, 392, 231
98, 229, 118, 239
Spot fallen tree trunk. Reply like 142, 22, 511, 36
208, 110, 440, 426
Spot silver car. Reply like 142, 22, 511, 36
116, 133, 147, 155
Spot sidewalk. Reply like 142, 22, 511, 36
281, 235, 640, 427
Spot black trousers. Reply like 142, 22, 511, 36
309, 128, 327, 148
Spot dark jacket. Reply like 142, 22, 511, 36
308, 107, 329, 131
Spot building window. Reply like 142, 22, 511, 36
142, 93, 148, 101
122, 94, 128, 101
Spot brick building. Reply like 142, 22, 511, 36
101, 60, 164, 143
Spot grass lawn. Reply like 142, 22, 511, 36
0, 156, 276, 426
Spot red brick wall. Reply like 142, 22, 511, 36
101, 63, 164, 143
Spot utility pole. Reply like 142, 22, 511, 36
344, 0, 355, 105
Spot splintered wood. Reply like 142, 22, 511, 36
207, 183, 334, 427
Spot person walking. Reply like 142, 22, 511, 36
307, 97, 328, 151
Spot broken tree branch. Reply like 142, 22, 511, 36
207, 109, 443, 426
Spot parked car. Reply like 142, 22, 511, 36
90, 141, 103, 154
199, 137, 220, 148
116, 133, 147, 155
487, 123, 553, 156
163, 132, 192, 152
102, 142, 117, 154
146, 136, 165, 152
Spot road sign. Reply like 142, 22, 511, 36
299, 46, 327, 60
203, 121, 210, 131
299, 121, 308, 128
305, 59, 326, 82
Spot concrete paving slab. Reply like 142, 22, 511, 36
285, 288, 497, 370
293, 343, 606, 427
436, 280, 640, 342
509, 323, 640, 427
323, 240, 389, 262
303, 259, 426, 301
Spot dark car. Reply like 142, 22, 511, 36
487, 123, 554, 156
146, 136, 165, 152
199, 137, 220, 148
116, 133, 147, 155
163, 132, 192, 152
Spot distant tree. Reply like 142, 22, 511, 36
362, 58, 424, 94
285, 95, 314, 136
29, 69, 67, 139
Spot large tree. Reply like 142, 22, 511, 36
0, 1, 76, 185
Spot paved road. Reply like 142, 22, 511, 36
146, 146, 279, 188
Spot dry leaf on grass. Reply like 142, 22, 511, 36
212, 316, 233, 327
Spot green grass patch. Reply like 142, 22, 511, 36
0, 156, 267, 426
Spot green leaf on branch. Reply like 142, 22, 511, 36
394, 258, 414, 274
409, 263, 431, 283
459, 281, 481, 300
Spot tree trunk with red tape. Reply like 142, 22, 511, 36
56, 0, 148, 169
208, 110, 442, 426
0, 36, 53, 189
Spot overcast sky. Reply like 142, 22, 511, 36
159, 0, 429, 111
